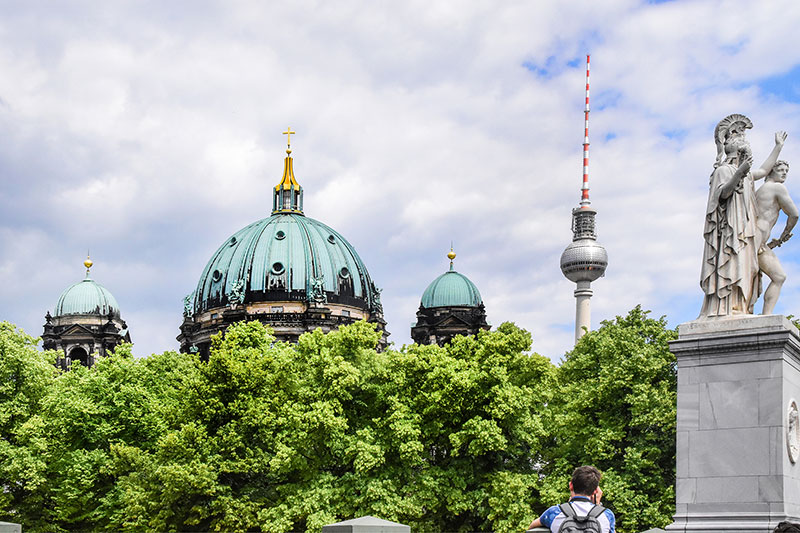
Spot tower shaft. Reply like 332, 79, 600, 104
574, 281, 592, 343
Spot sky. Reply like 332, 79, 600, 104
3, 0, 800, 362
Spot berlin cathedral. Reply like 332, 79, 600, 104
43, 132, 490, 368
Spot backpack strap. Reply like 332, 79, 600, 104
587, 504, 606, 519
559, 502, 577, 519
559, 502, 606, 522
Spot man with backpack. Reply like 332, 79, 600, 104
527, 465, 616, 532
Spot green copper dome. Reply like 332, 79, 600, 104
54, 275, 121, 317
420, 267, 483, 308
191, 213, 380, 314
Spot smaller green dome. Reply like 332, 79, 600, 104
54, 276, 120, 317
421, 269, 483, 308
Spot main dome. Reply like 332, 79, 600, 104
178, 135, 387, 356
55, 276, 121, 317
420, 269, 482, 308
190, 213, 379, 313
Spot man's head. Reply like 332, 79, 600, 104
774, 521, 800, 533
768, 160, 790, 183
570, 465, 602, 496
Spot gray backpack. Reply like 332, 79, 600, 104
557, 501, 605, 533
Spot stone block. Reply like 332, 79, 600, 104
676, 431, 689, 477
677, 366, 694, 385
675, 478, 696, 504
698, 381, 758, 429
759, 379, 782, 426
689, 427, 770, 476
684, 501, 771, 514
677, 315, 796, 338
677, 383, 699, 430
758, 475, 782, 502
0, 523, 20, 533
693, 361, 773, 384
322, 516, 410, 533
695, 476, 757, 503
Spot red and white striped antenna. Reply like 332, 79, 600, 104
580, 54, 591, 207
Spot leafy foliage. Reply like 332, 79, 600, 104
0, 311, 678, 532
0, 322, 59, 524
540, 306, 678, 533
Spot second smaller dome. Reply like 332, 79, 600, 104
420, 267, 482, 309
55, 277, 120, 317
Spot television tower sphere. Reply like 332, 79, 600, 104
560, 206, 608, 283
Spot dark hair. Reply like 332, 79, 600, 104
571, 465, 602, 496
775, 522, 800, 533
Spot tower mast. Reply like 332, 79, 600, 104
559, 54, 608, 344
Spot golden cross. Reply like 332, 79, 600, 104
283, 127, 296, 148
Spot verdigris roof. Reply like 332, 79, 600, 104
421, 267, 482, 308
54, 276, 121, 318
191, 213, 379, 314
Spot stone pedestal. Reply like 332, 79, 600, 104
667, 315, 800, 532
321, 516, 410, 533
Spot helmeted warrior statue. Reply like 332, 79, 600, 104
699, 113, 787, 318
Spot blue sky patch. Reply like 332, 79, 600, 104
663, 129, 688, 141
757, 65, 800, 103
522, 55, 558, 78
593, 89, 622, 111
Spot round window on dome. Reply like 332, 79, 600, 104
328, 235, 336, 244
340, 267, 350, 278
271, 262, 285, 275
229, 236, 237, 246
212, 270, 222, 282
275, 231, 286, 240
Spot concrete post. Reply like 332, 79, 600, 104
322, 516, 410, 533
666, 315, 800, 532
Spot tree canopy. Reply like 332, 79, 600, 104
0, 310, 677, 533
540, 306, 677, 533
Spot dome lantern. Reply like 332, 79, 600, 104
272, 127, 303, 214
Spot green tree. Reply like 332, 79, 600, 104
6, 345, 200, 532
540, 306, 677, 533
0, 323, 58, 525
345, 322, 555, 533
0, 310, 678, 532
101, 320, 555, 533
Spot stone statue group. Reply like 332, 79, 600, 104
700, 114, 799, 319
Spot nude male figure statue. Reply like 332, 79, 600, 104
755, 160, 799, 315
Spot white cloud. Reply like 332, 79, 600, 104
2, 0, 800, 360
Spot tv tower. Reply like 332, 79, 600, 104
559, 54, 608, 344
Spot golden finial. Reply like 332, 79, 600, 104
283, 127, 296, 154
84, 252, 93, 275
447, 243, 456, 270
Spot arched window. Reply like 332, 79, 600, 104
69, 347, 89, 367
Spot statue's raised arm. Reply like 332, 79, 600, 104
752, 131, 788, 181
